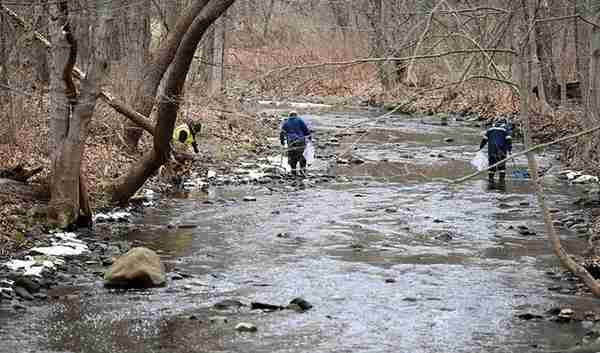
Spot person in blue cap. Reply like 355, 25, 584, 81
479, 118, 512, 184
280, 111, 311, 176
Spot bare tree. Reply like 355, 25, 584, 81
48, 0, 110, 227
123, 0, 212, 150
111, 0, 236, 203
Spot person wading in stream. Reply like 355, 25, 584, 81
479, 118, 512, 184
280, 111, 311, 177
172, 120, 202, 154
168, 120, 202, 188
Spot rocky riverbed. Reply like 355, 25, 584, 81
3, 108, 600, 353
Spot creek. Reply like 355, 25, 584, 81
1, 111, 597, 353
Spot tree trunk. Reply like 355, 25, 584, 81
33, 1, 49, 84
261, 0, 275, 39
112, 0, 236, 204
48, 2, 70, 159
0, 0, 13, 145
210, 14, 226, 94
328, 0, 349, 31
123, 0, 212, 150
560, 17, 569, 107
576, 0, 592, 125
364, 0, 392, 90
535, 0, 560, 107
48, 0, 110, 228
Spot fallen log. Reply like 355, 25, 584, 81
0, 165, 43, 183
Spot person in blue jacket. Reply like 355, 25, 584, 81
479, 118, 512, 184
280, 111, 311, 176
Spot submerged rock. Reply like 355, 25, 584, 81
235, 322, 257, 332
289, 297, 312, 312
250, 302, 284, 311
14, 286, 34, 301
209, 316, 228, 324
104, 247, 166, 288
13, 276, 40, 294
213, 299, 245, 310
516, 312, 543, 320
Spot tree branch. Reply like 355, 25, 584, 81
1, 4, 154, 133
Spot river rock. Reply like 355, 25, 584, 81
103, 247, 166, 288
14, 286, 34, 301
14, 276, 40, 294
558, 308, 575, 321
235, 322, 258, 332
213, 299, 245, 310
289, 297, 312, 312
209, 316, 229, 324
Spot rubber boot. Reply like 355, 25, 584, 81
499, 172, 506, 184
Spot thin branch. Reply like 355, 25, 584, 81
260, 49, 517, 79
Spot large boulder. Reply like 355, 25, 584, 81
104, 247, 166, 288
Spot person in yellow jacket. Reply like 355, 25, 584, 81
172, 121, 201, 154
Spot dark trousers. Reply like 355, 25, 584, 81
287, 140, 306, 175
488, 151, 507, 180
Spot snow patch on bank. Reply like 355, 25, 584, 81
93, 211, 132, 223
3, 232, 88, 277
31, 232, 89, 257
5, 258, 58, 277
560, 170, 599, 184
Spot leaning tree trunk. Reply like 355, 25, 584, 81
48, 0, 110, 228
123, 0, 211, 150
111, 0, 236, 203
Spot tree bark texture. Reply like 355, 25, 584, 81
364, 0, 393, 90
112, 0, 236, 204
48, 2, 70, 159
0, 0, 12, 144
208, 14, 226, 94
48, 0, 110, 228
576, 0, 592, 125
534, 0, 559, 107
124, 0, 211, 150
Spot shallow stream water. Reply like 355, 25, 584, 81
1, 112, 598, 353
